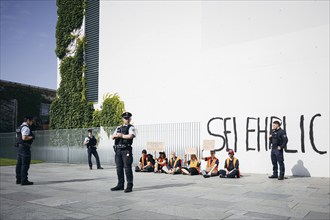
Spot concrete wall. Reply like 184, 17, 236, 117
99, 1, 329, 177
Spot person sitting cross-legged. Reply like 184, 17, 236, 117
200, 150, 219, 178
181, 153, 200, 176
135, 149, 148, 172
162, 151, 182, 175
219, 149, 240, 178
140, 154, 155, 172
154, 151, 168, 173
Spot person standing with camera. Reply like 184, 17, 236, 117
83, 129, 103, 170
111, 112, 136, 193
15, 116, 35, 185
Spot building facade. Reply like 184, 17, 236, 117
0, 80, 56, 132
81, 1, 330, 176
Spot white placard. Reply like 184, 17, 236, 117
147, 142, 164, 152
185, 147, 197, 155
202, 140, 215, 151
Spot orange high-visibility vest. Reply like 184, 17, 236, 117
207, 157, 218, 173
140, 156, 147, 166
226, 157, 240, 177
158, 158, 167, 166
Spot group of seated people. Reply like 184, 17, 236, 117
135, 149, 240, 178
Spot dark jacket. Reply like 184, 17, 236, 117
270, 128, 288, 150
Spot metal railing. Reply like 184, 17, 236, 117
0, 122, 200, 166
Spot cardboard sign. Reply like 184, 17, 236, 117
185, 147, 197, 155
147, 142, 164, 152
202, 140, 215, 151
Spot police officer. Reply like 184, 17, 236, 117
15, 116, 35, 185
111, 112, 136, 193
83, 129, 103, 170
269, 120, 288, 180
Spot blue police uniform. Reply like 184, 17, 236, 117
85, 134, 102, 169
270, 128, 288, 179
15, 122, 34, 185
111, 112, 136, 193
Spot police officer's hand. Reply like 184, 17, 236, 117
115, 133, 123, 138
31, 133, 35, 140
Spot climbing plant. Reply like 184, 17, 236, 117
50, 0, 94, 129
50, 0, 125, 130
55, 0, 84, 59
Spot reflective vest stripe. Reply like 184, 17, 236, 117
207, 157, 218, 172
170, 157, 180, 168
226, 157, 240, 177
226, 158, 237, 168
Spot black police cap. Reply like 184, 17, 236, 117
24, 116, 34, 121
122, 112, 132, 118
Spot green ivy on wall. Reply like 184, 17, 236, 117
51, 0, 125, 130
55, 0, 84, 59
50, 0, 93, 129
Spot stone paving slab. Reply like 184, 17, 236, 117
1, 163, 329, 220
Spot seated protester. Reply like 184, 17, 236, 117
182, 153, 200, 175
219, 149, 240, 178
201, 150, 219, 178
162, 151, 182, 175
154, 151, 168, 173
141, 154, 155, 172
135, 149, 148, 172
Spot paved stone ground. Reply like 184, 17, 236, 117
0, 163, 329, 220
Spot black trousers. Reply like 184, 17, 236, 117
115, 148, 133, 187
219, 169, 239, 178
87, 147, 101, 168
16, 144, 31, 182
271, 148, 285, 177
182, 167, 199, 175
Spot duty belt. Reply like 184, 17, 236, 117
114, 144, 131, 149
19, 143, 31, 147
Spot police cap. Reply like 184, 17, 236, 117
24, 116, 34, 121
122, 112, 132, 119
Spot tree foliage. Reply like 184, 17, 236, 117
99, 94, 125, 127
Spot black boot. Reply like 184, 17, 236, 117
21, 180, 34, 185
268, 175, 278, 179
124, 184, 133, 193
110, 185, 124, 191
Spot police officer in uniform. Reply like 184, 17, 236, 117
15, 116, 35, 185
269, 120, 288, 180
83, 129, 103, 170
111, 112, 136, 193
